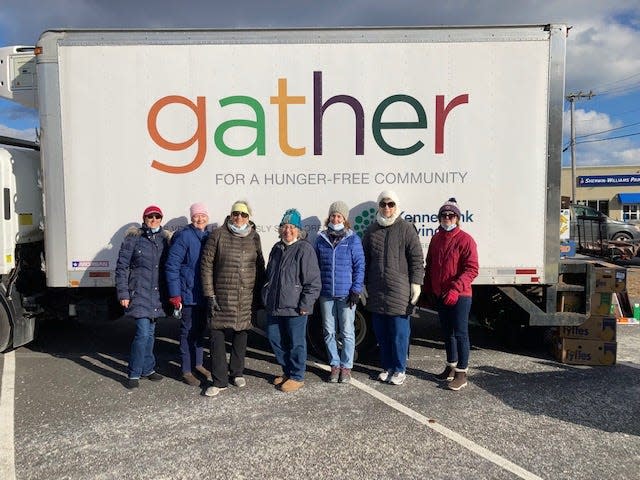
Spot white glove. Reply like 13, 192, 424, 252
360, 286, 368, 306
410, 283, 421, 305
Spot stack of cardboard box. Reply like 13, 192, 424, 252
554, 266, 625, 365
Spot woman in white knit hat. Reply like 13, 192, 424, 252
362, 190, 424, 386
315, 201, 365, 383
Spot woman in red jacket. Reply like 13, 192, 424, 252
424, 198, 478, 391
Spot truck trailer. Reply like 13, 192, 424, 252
0, 25, 597, 353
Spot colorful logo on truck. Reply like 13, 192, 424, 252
147, 71, 469, 174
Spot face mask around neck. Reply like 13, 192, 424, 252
328, 222, 345, 231
440, 223, 457, 232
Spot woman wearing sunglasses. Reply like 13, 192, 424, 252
423, 198, 478, 391
115, 205, 172, 389
362, 191, 424, 386
200, 200, 265, 397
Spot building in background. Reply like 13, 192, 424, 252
561, 166, 640, 222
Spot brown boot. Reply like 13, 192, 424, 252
195, 365, 213, 381
448, 371, 468, 391
182, 372, 201, 387
279, 379, 304, 393
273, 375, 288, 386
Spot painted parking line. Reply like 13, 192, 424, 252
309, 360, 543, 480
0, 350, 16, 480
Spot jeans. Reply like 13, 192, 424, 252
437, 296, 472, 370
319, 296, 356, 369
128, 317, 156, 379
371, 313, 411, 373
210, 328, 248, 388
179, 305, 205, 373
266, 314, 308, 381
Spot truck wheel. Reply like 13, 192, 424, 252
0, 303, 11, 352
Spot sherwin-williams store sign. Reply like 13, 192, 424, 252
577, 175, 640, 187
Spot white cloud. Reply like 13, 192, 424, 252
0, 124, 37, 141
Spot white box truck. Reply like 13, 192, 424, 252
0, 25, 598, 352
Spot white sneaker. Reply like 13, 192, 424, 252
378, 370, 392, 382
233, 377, 246, 388
389, 372, 406, 385
204, 386, 227, 397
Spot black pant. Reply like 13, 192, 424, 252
210, 328, 248, 387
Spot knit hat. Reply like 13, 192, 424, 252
280, 208, 302, 229
231, 200, 252, 217
377, 190, 400, 208
438, 197, 461, 217
190, 202, 209, 218
328, 201, 349, 219
143, 205, 163, 218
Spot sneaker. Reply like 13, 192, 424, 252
279, 379, 304, 393
195, 365, 213, 381
389, 372, 406, 385
144, 372, 163, 381
339, 368, 351, 384
204, 386, 227, 397
328, 366, 340, 383
448, 371, 468, 391
272, 375, 288, 386
126, 378, 139, 389
434, 366, 455, 382
182, 372, 201, 387
377, 370, 392, 382
232, 377, 246, 388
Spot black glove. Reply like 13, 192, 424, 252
207, 295, 221, 314
347, 291, 360, 308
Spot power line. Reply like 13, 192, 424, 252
575, 131, 640, 145
589, 71, 640, 91
575, 121, 640, 139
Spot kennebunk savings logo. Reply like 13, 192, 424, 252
147, 71, 469, 174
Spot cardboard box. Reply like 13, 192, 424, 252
553, 337, 616, 365
559, 291, 613, 316
595, 267, 626, 293
557, 315, 616, 341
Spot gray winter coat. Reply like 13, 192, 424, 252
262, 239, 321, 317
362, 217, 424, 316
200, 219, 265, 331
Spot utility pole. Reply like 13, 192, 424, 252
566, 91, 595, 203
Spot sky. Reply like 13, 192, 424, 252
0, 0, 638, 167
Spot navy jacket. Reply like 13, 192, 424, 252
262, 239, 321, 317
165, 224, 209, 306
115, 225, 171, 319
315, 229, 365, 298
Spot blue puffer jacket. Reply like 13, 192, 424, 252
315, 229, 365, 298
115, 225, 171, 319
165, 224, 209, 306
262, 239, 321, 317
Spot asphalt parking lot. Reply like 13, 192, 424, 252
1, 310, 639, 480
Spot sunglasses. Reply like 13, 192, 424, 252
144, 214, 162, 220
231, 211, 249, 218
379, 201, 396, 208
440, 213, 457, 219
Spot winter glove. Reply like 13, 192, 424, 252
443, 290, 459, 306
347, 291, 360, 308
169, 296, 182, 309
360, 286, 368, 306
207, 295, 222, 317
410, 283, 421, 305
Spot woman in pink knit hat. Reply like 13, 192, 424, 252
165, 202, 212, 386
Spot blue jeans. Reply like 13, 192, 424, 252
266, 315, 308, 381
371, 313, 411, 373
179, 305, 205, 373
319, 296, 356, 369
128, 317, 156, 379
437, 296, 472, 370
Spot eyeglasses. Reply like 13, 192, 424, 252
231, 211, 249, 218
379, 201, 396, 208
145, 214, 162, 220
440, 213, 457, 219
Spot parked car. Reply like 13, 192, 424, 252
570, 204, 640, 243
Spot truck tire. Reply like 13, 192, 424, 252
306, 306, 377, 362
0, 303, 11, 352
